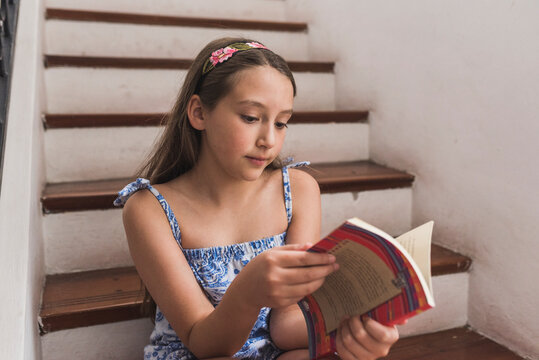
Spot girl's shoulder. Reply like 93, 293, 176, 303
287, 167, 320, 199
121, 184, 165, 225
269, 166, 320, 214
119, 177, 181, 228
288, 166, 318, 185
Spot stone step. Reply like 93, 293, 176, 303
45, 11, 312, 61
44, 122, 369, 183
386, 327, 524, 360
42, 325, 524, 360
45, 8, 307, 32
42, 161, 414, 213
44, 54, 334, 72
45, 0, 289, 22
39, 245, 471, 333
43, 111, 368, 129
44, 67, 335, 114
41, 161, 414, 274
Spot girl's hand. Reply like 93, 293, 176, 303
336, 316, 401, 360
232, 243, 338, 310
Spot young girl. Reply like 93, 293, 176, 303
115, 37, 401, 360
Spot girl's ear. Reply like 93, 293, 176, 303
187, 94, 206, 130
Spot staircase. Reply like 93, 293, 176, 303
38, 1, 523, 359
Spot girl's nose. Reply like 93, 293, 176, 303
257, 124, 276, 149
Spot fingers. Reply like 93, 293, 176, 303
337, 318, 373, 360
280, 278, 326, 299
336, 316, 399, 359
363, 317, 399, 345
271, 246, 337, 268
279, 262, 339, 284
267, 266, 332, 300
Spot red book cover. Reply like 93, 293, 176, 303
298, 218, 435, 359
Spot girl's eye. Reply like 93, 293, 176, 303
241, 115, 258, 123
275, 122, 288, 129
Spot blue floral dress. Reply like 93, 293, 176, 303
114, 163, 309, 360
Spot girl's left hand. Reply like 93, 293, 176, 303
336, 316, 403, 359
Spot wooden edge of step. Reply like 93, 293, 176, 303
39, 246, 471, 333
45, 8, 308, 32
300, 161, 415, 194
40, 267, 145, 333
44, 55, 334, 73
43, 111, 368, 129
41, 161, 412, 213
385, 327, 524, 359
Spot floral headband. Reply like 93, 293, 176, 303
201, 42, 269, 75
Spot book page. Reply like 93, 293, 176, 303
395, 221, 434, 294
311, 240, 402, 333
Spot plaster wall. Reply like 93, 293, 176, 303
0, 0, 46, 358
286, 0, 539, 357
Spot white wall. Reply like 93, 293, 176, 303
287, 0, 539, 358
0, 0, 46, 358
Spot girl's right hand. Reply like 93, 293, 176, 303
232, 243, 339, 310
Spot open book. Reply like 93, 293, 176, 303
298, 218, 435, 360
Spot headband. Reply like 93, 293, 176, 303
201, 42, 269, 75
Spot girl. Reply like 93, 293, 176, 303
115, 37, 401, 359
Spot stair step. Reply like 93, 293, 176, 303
46, 21, 311, 62
44, 55, 334, 73
43, 111, 369, 129
43, 188, 411, 274
386, 327, 524, 360
41, 161, 414, 213
39, 245, 471, 333
45, 8, 308, 32
46, 0, 288, 22
45, 68, 334, 114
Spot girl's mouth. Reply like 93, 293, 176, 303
246, 156, 268, 166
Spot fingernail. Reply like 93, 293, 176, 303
333, 263, 340, 271
328, 254, 336, 262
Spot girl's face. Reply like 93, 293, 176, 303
200, 65, 294, 181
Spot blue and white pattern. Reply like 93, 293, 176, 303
114, 163, 309, 360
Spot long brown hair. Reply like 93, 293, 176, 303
136, 37, 297, 319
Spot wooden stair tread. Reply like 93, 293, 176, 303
43, 111, 368, 128
41, 161, 414, 213
39, 245, 470, 333
386, 327, 524, 359
44, 54, 334, 73
45, 8, 308, 32
40, 267, 144, 333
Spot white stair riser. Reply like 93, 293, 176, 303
40, 273, 467, 360
43, 188, 410, 274
44, 123, 367, 183
45, 68, 335, 114
41, 318, 154, 360
320, 188, 411, 237
398, 273, 469, 337
46, 0, 288, 21
45, 21, 310, 61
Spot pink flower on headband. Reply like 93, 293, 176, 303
210, 47, 238, 66
246, 42, 267, 49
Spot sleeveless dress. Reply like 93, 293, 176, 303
113, 162, 309, 360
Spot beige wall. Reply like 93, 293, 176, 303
287, 0, 539, 358
0, 0, 46, 358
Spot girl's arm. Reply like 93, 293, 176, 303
270, 169, 322, 349
123, 188, 337, 359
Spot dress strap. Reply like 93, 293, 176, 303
281, 161, 310, 224
113, 178, 182, 248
